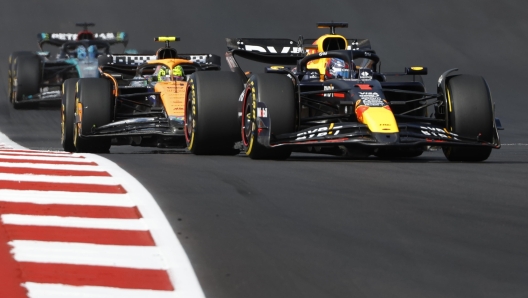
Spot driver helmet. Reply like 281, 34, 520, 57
87, 45, 98, 60
325, 58, 351, 79
76, 45, 87, 60
157, 65, 185, 82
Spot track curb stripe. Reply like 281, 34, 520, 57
0, 166, 110, 176
0, 180, 127, 193
0, 132, 204, 297
0, 202, 141, 218
0, 158, 97, 165
4, 225, 155, 246
19, 263, 174, 290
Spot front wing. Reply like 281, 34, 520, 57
254, 104, 500, 149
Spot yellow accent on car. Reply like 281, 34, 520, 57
147, 58, 193, 69
411, 67, 424, 71
360, 107, 399, 133
155, 37, 178, 42
447, 87, 453, 112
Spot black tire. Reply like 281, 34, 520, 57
11, 53, 40, 109
74, 78, 112, 153
185, 71, 244, 155
242, 73, 295, 160
8, 51, 33, 103
442, 75, 494, 162
61, 78, 78, 152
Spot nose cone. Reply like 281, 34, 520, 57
356, 105, 399, 133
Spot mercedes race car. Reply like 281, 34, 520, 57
8, 23, 130, 108
61, 36, 221, 153
185, 22, 502, 161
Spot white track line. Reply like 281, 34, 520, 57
0, 151, 81, 158
0, 162, 106, 171
0, 173, 119, 184
2, 214, 147, 230
23, 283, 177, 298
10, 240, 167, 270
0, 190, 135, 207
0, 154, 92, 163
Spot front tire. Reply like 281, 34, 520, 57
61, 78, 78, 152
442, 75, 494, 161
74, 78, 112, 153
242, 74, 295, 160
185, 71, 243, 155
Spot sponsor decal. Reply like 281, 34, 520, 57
225, 55, 238, 69
295, 124, 342, 140
306, 71, 319, 79
244, 45, 301, 54
323, 84, 334, 97
318, 52, 328, 57
50, 32, 117, 41
420, 126, 458, 139
257, 107, 267, 118
358, 92, 384, 106
359, 69, 373, 81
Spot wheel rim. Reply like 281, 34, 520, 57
61, 104, 66, 145
241, 90, 254, 147
185, 91, 194, 141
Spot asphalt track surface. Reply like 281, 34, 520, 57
1, 1, 528, 297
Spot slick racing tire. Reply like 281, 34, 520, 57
8, 51, 33, 104
442, 75, 494, 162
11, 53, 40, 109
61, 78, 78, 152
185, 71, 244, 155
242, 74, 295, 160
74, 78, 112, 153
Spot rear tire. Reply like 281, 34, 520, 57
442, 75, 494, 161
11, 53, 40, 109
61, 78, 78, 152
74, 78, 112, 153
185, 71, 244, 155
242, 74, 295, 160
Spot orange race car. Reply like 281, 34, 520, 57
61, 36, 221, 153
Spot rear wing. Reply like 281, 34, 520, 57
98, 53, 221, 67
226, 37, 371, 54
38, 32, 129, 49
225, 37, 372, 83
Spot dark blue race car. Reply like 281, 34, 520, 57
7, 22, 130, 108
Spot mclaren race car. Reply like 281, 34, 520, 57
8, 22, 130, 108
61, 36, 221, 153
185, 22, 502, 161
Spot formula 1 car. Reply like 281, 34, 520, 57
61, 36, 221, 153
8, 23, 130, 108
185, 22, 502, 161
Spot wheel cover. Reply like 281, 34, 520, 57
241, 86, 257, 156
185, 83, 196, 149
61, 104, 66, 145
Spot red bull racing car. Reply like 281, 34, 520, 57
185, 22, 502, 161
